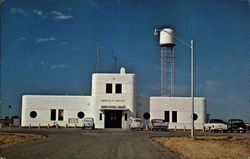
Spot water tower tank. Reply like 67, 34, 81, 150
160, 28, 175, 47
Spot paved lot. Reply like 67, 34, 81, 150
0, 128, 185, 159
0, 128, 249, 159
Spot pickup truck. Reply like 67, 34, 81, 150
227, 119, 246, 133
204, 119, 227, 132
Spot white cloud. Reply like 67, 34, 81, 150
37, 37, 56, 42
54, 15, 73, 20
51, 11, 64, 16
51, 11, 73, 20
10, 8, 27, 15
33, 9, 43, 16
50, 64, 68, 69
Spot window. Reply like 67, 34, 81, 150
30, 111, 37, 118
58, 109, 64, 121
99, 113, 102, 120
115, 84, 122, 94
78, 112, 85, 119
125, 113, 127, 121
143, 112, 150, 120
164, 111, 169, 122
51, 109, 56, 121
106, 83, 112, 93
172, 111, 177, 122
193, 113, 198, 121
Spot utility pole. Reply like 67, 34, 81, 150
96, 47, 99, 73
112, 50, 118, 72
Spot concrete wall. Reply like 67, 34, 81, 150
21, 95, 93, 127
150, 97, 206, 129
91, 72, 136, 128
21, 68, 136, 129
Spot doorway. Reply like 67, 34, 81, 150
105, 110, 122, 128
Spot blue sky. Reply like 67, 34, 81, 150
1, 0, 249, 122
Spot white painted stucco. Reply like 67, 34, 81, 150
21, 68, 136, 129
21, 67, 207, 130
150, 97, 206, 129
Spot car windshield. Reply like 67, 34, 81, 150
134, 120, 141, 122
152, 119, 164, 123
231, 120, 244, 124
84, 118, 93, 122
210, 119, 225, 124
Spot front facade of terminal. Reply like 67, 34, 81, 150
21, 67, 206, 129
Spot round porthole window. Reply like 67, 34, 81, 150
193, 113, 198, 121
77, 112, 85, 119
30, 111, 37, 118
143, 112, 151, 120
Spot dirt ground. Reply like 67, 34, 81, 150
0, 132, 44, 146
154, 136, 250, 159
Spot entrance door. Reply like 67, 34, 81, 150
105, 110, 122, 128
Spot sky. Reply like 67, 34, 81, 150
0, 0, 249, 122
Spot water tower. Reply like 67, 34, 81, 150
155, 28, 175, 97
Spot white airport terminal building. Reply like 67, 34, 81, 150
21, 67, 207, 129
21, 27, 207, 130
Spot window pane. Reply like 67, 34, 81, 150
58, 109, 64, 121
30, 111, 37, 118
78, 112, 85, 119
116, 84, 122, 94
51, 109, 56, 121
164, 111, 169, 122
99, 113, 102, 120
172, 111, 177, 122
106, 83, 112, 93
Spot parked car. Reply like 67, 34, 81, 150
130, 118, 144, 130
227, 119, 246, 133
245, 123, 250, 130
204, 119, 227, 132
148, 119, 168, 131
82, 117, 95, 129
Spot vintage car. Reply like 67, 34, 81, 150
227, 119, 246, 133
82, 117, 95, 129
204, 119, 227, 132
245, 123, 250, 130
148, 119, 168, 131
130, 118, 144, 130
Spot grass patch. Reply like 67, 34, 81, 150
0, 132, 44, 146
154, 136, 250, 159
